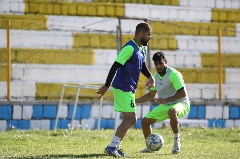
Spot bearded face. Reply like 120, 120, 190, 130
141, 30, 151, 46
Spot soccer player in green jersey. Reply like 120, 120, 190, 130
136, 52, 190, 154
97, 22, 155, 157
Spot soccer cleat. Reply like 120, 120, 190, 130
140, 147, 155, 153
104, 147, 121, 158
117, 149, 128, 157
172, 147, 180, 154
172, 138, 180, 154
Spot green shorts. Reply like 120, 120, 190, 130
145, 102, 190, 122
112, 87, 136, 112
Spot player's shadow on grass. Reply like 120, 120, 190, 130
159, 153, 174, 156
18, 153, 109, 158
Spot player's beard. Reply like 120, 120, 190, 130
141, 38, 149, 46
157, 67, 166, 76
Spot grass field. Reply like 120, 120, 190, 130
0, 127, 240, 159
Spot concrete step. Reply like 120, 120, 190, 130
176, 35, 240, 53
150, 21, 236, 37
9, 64, 111, 83
179, 0, 240, 9
0, 48, 94, 65
0, 14, 47, 30
0, 29, 177, 50
201, 53, 240, 67
1, 81, 240, 101
48, 15, 236, 37
0, 29, 73, 49
212, 8, 240, 23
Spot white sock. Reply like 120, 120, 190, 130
108, 136, 121, 148
174, 133, 179, 140
116, 140, 122, 150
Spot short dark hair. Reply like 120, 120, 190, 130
152, 52, 166, 61
135, 22, 151, 35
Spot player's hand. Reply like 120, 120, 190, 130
146, 76, 155, 90
155, 97, 165, 104
96, 85, 108, 98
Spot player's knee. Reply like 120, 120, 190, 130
141, 117, 150, 126
129, 115, 137, 125
126, 114, 137, 125
141, 118, 147, 126
168, 108, 177, 118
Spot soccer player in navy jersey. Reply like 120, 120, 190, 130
136, 52, 190, 154
97, 22, 155, 157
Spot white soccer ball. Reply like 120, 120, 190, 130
146, 133, 164, 151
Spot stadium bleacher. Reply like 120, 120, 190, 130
0, 0, 240, 97
0, 0, 240, 130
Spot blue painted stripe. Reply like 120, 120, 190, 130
8, 120, 18, 129
50, 120, 60, 130
208, 119, 225, 128
188, 105, 197, 119
134, 119, 142, 129
197, 105, 206, 119
32, 105, 43, 119
18, 120, 30, 130
43, 105, 57, 119
7, 120, 30, 129
60, 119, 70, 129
208, 119, 216, 128
229, 106, 240, 119
0, 105, 12, 120
216, 119, 225, 128
81, 105, 91, 119
94, 119, 106, 129
68, 105, 82, 120
106, 119, 115, 129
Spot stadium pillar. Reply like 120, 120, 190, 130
6, 20, 11, 101
218, 28, 222, 101
118, 18, 122, 48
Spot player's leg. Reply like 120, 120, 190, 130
168, 108, 180, 154
114, 112, 136, 157
140, 104, 168, 153
140, 117, 156, 153
170, 102, 190, 154
105, 88, 136, 157
115, 112, 137, 139
142, 117, 156, 139
168, 108, 179, 134
106, 112, 136, 157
